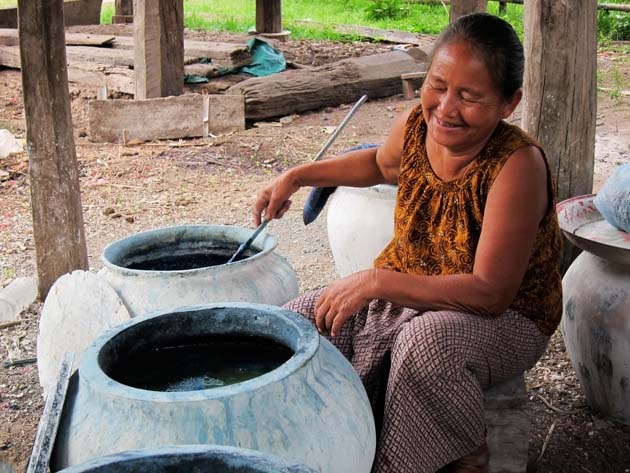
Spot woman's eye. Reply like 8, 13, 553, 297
429, 83, 446, 92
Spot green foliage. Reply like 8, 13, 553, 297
100, 4, 113, 25
598, 10, 630, 41
365, 0, 409, 21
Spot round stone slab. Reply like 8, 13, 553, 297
37, 270, 131, 397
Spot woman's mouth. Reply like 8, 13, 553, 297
435, 116, 462, 128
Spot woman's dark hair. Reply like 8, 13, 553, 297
429, 13, 524, 101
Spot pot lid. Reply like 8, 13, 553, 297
557, 194, 630, 265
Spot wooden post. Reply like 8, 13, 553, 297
449, 0, 488, 22
255, 0, 290, 41
113, 0, 133, 23
133, 0, 184, 99
522, 0, 597, 272
256, 0, 282, 33
17, 0, 88, 299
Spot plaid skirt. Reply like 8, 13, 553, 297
284, 289, 549, 473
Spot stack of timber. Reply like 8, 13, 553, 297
0, 29, 252, 95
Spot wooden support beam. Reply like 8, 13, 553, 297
88, 94, 245, 143
255, 0, 290, 41
133, 0, 184, 99
17, 0, 89, 299
522, 0, 597, 272
449, 0, 488, 22
113, 0, 133, 23
256, 0, 282, 33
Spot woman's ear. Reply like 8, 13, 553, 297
501, 88, 523, 119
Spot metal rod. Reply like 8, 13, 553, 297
311, 94, 368, 162
227, 219, 270, 263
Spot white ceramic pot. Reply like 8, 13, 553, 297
98, 225, 299, 317
51, 303, 376, 472
326, 185, 397, 277
558, 195, 630, 425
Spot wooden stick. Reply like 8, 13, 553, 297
2, 357, 36, 368
534, 392, 580, 415
536, 420, 557, 463
26, 352, 74, 473
0, 319, 24, 330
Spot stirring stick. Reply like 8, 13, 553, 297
227, 219, 270, 263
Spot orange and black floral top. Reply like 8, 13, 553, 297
374, 105, 563, 336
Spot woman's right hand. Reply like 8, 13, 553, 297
253, 170, 300, 226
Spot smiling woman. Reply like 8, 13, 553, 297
252, 12, 563, 473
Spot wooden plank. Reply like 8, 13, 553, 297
17, 0, 89, 299
484, 376, 529, 473
227, 51, 425, 120
68, 62, 135, 95
26, 352, 74, 473
522, 0, 597, 272
111, 35, 252, 68
0, 45, 20, 68
0, 44, 197, 69
88, 94, 245, 143
0, 29, 115, 47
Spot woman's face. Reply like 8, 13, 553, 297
420, 40, 521, 155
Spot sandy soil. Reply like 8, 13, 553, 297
1, 26, 630, 473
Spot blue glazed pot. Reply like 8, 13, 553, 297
51, 303, 376, 473
99, 225, 300, 317
56, 445, 316, 473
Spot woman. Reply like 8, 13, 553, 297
253, 13, 562, 473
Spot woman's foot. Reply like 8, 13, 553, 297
448, 441, 490, 473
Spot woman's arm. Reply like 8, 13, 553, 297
253, 107, 413, 225
315, 145, 550, 336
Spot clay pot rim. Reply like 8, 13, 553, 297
77, 303, 319, 402
101, 224, 278, 276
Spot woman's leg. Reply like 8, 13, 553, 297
372, 309, 549, 473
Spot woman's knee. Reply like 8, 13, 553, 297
391, 313, 455, 376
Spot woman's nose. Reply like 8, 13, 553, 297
438, 91, 458, 116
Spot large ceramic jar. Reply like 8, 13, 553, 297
99, 225, 299, 317
57, 445, 316, 473
558, 194, 630, 425
326, 185, 397, 277
51, 303, 376, 473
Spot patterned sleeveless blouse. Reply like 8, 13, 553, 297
374, 105, 563, 336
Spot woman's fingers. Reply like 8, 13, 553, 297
314, 296, 330, 334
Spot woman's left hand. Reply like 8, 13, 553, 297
315, 269, 376, 337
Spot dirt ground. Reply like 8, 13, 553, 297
1, 26, 630, 473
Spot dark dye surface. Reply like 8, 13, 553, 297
110, 335, 293, 392
125, 248, 257, 271
127, 249, 255, 271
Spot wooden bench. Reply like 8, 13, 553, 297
484, 374, 529, 473
401, 71, 427, 99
